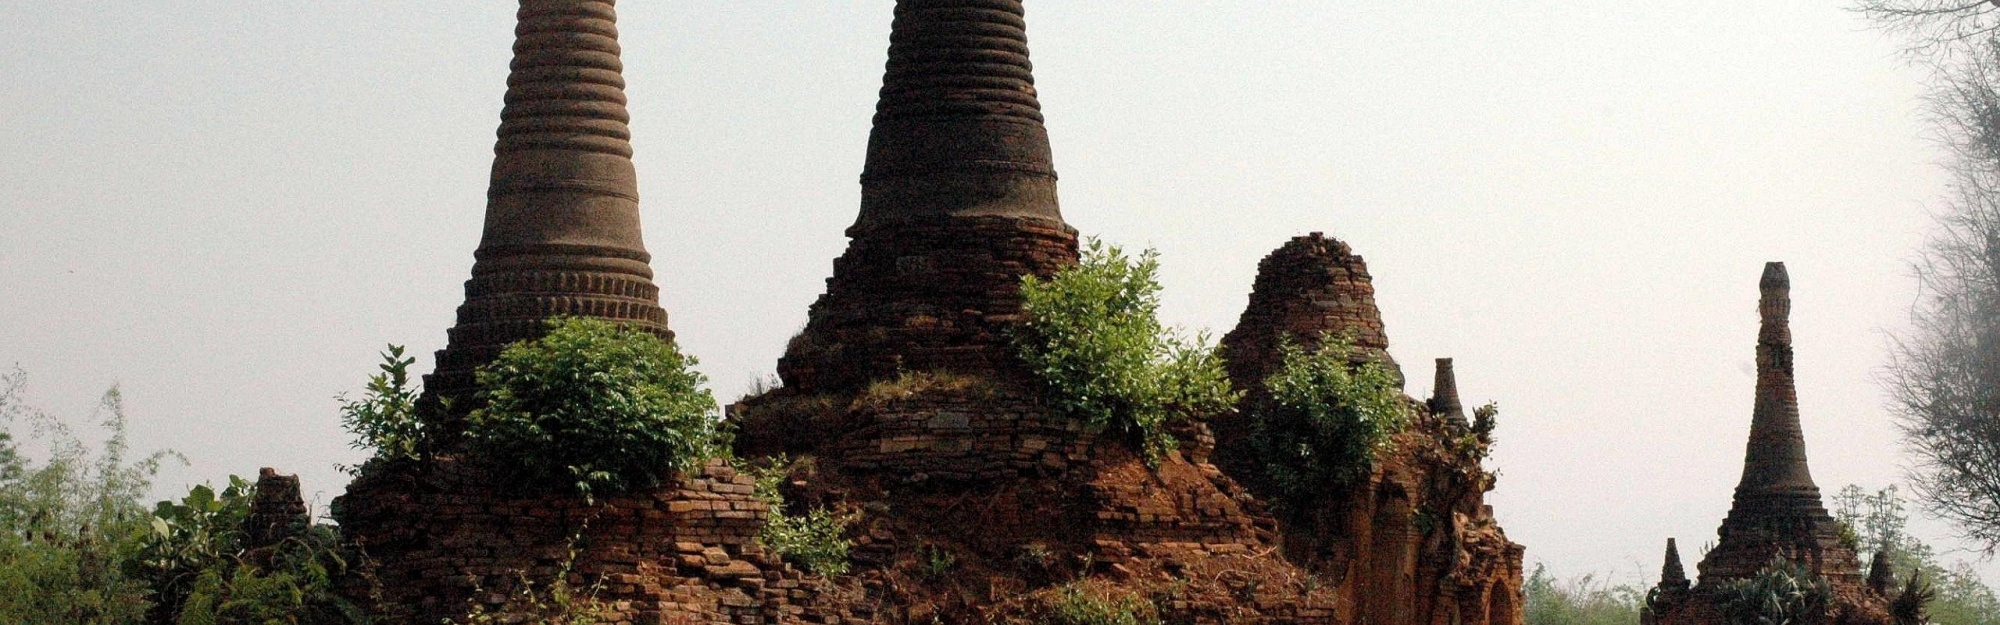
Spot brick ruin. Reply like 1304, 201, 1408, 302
1212, 233, 1525, 625
326, 1, 1526, 623
1642, 263, 1891, 625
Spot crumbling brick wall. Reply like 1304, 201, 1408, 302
334, 459, 863, 624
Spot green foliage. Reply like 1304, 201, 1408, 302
456, 541, 607, 625
338, 345, 427, 469
467, 317, 728, 495
1834, 484, 2000, 625
1248, 335, 1411, 509
132, 477, 253, 619
135, 478, 362, 625
744, 456, 852, 577
1522, 563, 1645, 625
0, 370, 169, 624
1715, 556, 1830, 625
917, 544, 956, 582
1015, 239, 1239, 461
1045, 583, 1162, 625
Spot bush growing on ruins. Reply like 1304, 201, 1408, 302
1016, 239, 1239, 461
338, 344, 427, 470
1715, 556, 1830, 625
133, 477, 362, 624
1043, 581, 1163, 625
1249, 335, 1410, 508
744, 456, 853, 577
467, 317, 727, 495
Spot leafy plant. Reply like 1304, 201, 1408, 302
134, 478, 363, 624
917, 544, 956, 582
467, 317, 728, 496
1523, 563, 1645, 625
1248, 335, 1410, 509
1715, 556, 1830, 625
743, 456, 852, 577
338, 345, 427, 469
1015, 239, 1239, 461
1045, 582, 1162, 625
0, 371, 169, 624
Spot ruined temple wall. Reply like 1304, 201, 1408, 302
334, 459, 861, 624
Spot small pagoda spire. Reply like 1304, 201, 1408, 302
1868, 548, 1895, 594
1659, 538, 1690, 593
1734, 262, 1821, 503
423, 0, 672, 416
1429, 358, 1468, 428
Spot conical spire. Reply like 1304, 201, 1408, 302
777, 0, 1078, 394
1695, 263, 1861, 586
860, 0, 1061, 224
423, 0, 671, 414
1735, 261, 1818, 500
1429, 358, 1467, 428
1659, 538, 1690, 592
1868, 548, 1895, 594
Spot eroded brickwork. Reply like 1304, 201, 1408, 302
1213, 233, 1525, 625
335, 459, 862, 624
776, 0, 1080, 395
1219, 232, 1400, 394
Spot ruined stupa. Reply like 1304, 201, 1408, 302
1430, 357, 1470, 429
775, 0, 1080, 394
1219, 232, 1401, 391
1644, 263, 1890, 625
1212, 232, 1523, 625
420, 0, 673, 418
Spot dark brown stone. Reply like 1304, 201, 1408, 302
776, 0, 1079, 395
1430, 358, 1468, 430
1647, 263, 1890, 625
243, 467, 308, 550
421, 0, 672, 420
1219, 232, 1401, 396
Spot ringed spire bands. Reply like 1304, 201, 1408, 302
778, 0, 1079, 394
1692, 262, 1856, 586
423, 0, 672, 416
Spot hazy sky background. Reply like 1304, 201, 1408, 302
1, 2, 1977, 583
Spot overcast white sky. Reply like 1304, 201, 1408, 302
1, 2, 1978, 583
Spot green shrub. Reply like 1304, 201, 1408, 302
1523, 564, 1645, 625
134, 478, 362, 625
1715, 556, 1830, 625
745, 457, 852, 577
1248, 335, 1410, 508
1015, 239, 1239, 461
338, 345, 427, 468
1045, 583, 1161, 625
0, 372, 167, 624
467, 317, 728, 495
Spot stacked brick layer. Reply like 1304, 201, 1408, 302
424, 0, 673, 415
779, 0, 1078, 395
334, 459, 861, 624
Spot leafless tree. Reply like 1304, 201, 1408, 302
1871, 2, 2000, 553
1858, 0, 2000, 61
